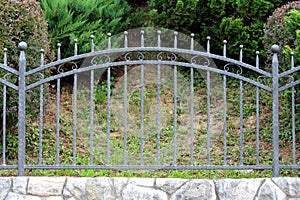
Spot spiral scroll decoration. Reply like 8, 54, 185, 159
190, 55, 210, 66
57, 62, 78, 73
281, 75, 294, 87
91, 55, 111, 66
224, 63, 243, 75
257, 75, 268, 84
124, 52, 145, 61
156, 52, 177, 61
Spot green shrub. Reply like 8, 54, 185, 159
263, 1, 300, 72
148, 0, 291, 64
40, 0, 132, 58
0, 0, 50, 69
0, 0, 50, 158
283, 9, 300, 67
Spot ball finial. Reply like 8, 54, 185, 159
18, 42, 27, 50
271, 45, 280, 53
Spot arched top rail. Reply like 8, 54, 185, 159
26, 60, 272, 92
26, 47, 271, 78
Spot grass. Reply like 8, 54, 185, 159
1, 64, 300, 178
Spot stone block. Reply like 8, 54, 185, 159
273, 177, 300, 198
86, 177, 115, 200
215, 178, 263, 200
12, 177, 28, 195
256, 179, 286, 200
27, 177, 66, 197
156, 178, 188, 195
122, 184, 168, 200
63, 177, 90, 199
0, 178, 11, 200
170, 179, 216, 200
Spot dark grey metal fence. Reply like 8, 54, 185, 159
0, 30, 299, 177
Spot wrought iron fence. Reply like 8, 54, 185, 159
0, 30, 299, 176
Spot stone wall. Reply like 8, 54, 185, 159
0, 177, 299, 199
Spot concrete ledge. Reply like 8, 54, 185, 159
0, 177, 299, 199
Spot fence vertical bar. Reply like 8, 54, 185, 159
56, 44, 61, 166
255, 51, 260, 165
38, 49, 44, 165
271, 45, 280, 177
157, 30, 161, 165
2, 48, 8, 165
73, 73, 77, 165
206, 36, 211, 165
2, 80, 6, 165
106, 33, 112, 165
290, 52, 296, 165
190, 33, 194, 166
18, 42, 27, 176
223, 40, 227, 165
90, 69, 94, 165
173, 32, 178, 166
239, 45, 243, 165
123, 32, 128, 165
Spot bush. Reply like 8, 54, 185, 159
40, 0, 132, 58
148, 0, 291, 64
0, 0, 50, 158
0, 0, 50, 69
283, 9, 300, 67
263, 1, 300, 72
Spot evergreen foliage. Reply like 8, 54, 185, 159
40, 0, 131, 58
0, 0, 50, 151
283, 9, 300, 67
263, 1, 300, 72
148, 0, 291, 64
0, 0, 50, 69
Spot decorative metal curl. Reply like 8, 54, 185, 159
257, 75, 268, 84
4, 73, 12, 80
91, 54, 111, 65
124, 52, 145, 61
224, 63, 243, 75
57, 62, 78, 73
281, 75, 295, 87
37, 72, 45, 79
190, 55, 210, 66
156, 52, 177, 61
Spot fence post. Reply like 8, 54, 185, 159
18, 42, 27, 176
271, 44, 280, 177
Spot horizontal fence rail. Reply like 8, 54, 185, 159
0, 30, 299, 177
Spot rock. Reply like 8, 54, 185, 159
0, 178, 11, 200
128, 178, 155, 187
5, 192, 41, 200
215, 178, 262, 200
63, 177, 90, 199
273, 177, 300, 198
122, 184, 168, 200
12, 177, 28, 195
156, 178, 188, 194
27, 177, 66, 197
256, 179, 286, 200
86, 177, 115, 200
113, 177, 128, 200
170, 179, 216, 200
